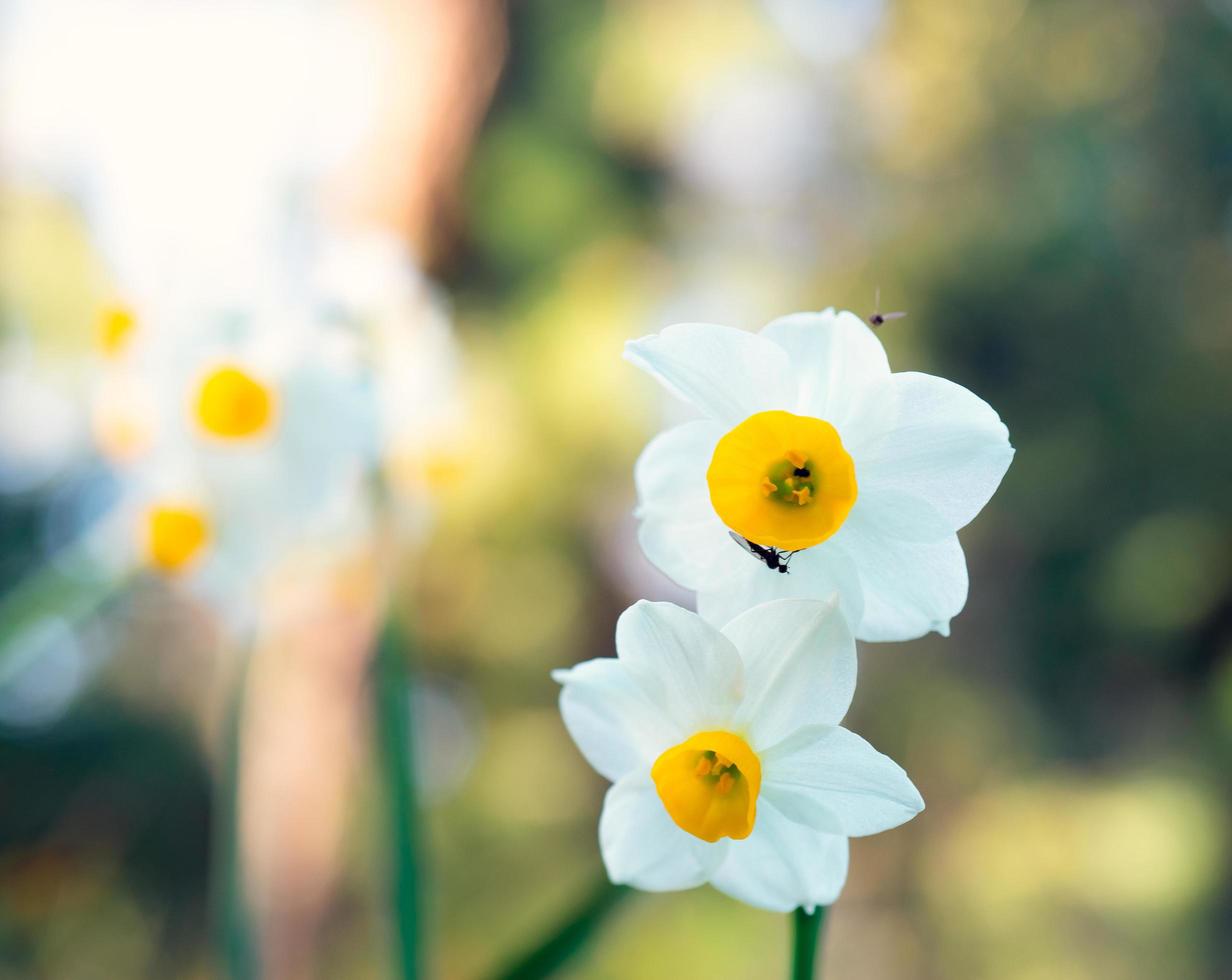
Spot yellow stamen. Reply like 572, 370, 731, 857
651, 731, 761, 842
98, 305, 136, 357
145, 504, 209, 573
707, 410, 858, 551
194, 365, 275, 440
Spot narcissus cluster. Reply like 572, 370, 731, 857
83, 235, 462, 624
556, 308, 1012, 912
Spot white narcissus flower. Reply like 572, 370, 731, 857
627, 309, 1014, 641
553, 598, 922, 912
88, 310, 377, 581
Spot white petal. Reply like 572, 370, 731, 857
638, 513, 738, 592
710, 799, 849, 912
829, 525, 968, 642
723, 598, 856, 748
760, 310, 892, 434
695, 543, 864, 634
599, 771, 727, 891
553, 658, 677, 782
625, 323, 795, 426
615, 601, 744, 734
760, 725, 924, 837
848, 487, 955, 543
857, 371, 1013, 530
634, 420, 737, 590
634, 420, 722, 518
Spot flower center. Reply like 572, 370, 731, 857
98, 304, 136, 357
194, 365, 275, 439
651, 730, 761, 842
706, 410, 857, 552
145, 504, 210, 573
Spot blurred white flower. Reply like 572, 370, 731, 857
313, 232, 465, 533
99, 314, 367, 495
554, 598, 922, 911
64, 232, 462, 627
80, 451, 253, 618
627, 309, 1013, 640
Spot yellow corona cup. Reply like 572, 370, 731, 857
651, 730, 761, 842
706, 410, 857, 551
145, 504, 210, 573
193, 365, 276, 440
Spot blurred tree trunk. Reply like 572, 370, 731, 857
238, 3, 506, 976
239, 549, 385, 980
325, 0, 508, 268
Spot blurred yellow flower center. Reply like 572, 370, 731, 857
707, 410, 857, 552
651, 730, 760, 842
98, 305, 136, 357
194, 365, 275, 439
145, 505, 209, 573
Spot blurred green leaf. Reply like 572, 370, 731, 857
490, 878, 628, 980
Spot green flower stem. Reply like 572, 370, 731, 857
491, 879, 629, 980
375, 622, 422, 980
791, 906, 828, 980
213, 651, 260, 980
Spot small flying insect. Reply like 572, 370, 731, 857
729, 531, 796, 574
866, 287, 907, 328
